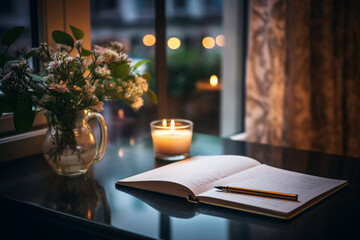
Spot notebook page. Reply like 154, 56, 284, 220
118, 155, 260, 196
198, 164, 347, 214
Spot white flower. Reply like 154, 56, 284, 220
95, 56, 104, 64
75, 40, 83, 48
103, 49, 120, 63
93, 45, 105, 54
64, 56, 73, 62
81, 59, 90, 71
131, 97, 144, 110
119, 52, 130, 62
47, 60, 62, 71
135, 76, 148, 92
110, 41, 125, 53
95, 66, 111, 78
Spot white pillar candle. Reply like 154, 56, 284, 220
150, 119, 193, 160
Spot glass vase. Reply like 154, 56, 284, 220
42, 110, 107, 176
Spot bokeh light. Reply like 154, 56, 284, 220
202, 36, 215, 49
210, 75, 218, 87
143, 34, 156, 47
167, 37, 181, 50
215, 35, 225, 47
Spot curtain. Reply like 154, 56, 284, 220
245, 0, 360, 157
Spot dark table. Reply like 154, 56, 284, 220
0, 133, 359, 239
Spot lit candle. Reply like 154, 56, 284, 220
195, 75, 222, 91
210, 75, 218, 87
150, 119, 193, 161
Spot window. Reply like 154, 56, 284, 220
91, 0, 157, 139
166, 0, 222, 135
0, 0, 246, 161
0, 0, 33, 65
91, 0, 226, 138
0, 0, 46, 162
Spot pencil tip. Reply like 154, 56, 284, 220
214, 186, 222, 190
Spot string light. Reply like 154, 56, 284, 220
143, 34, 156, 47
215, 35, 225, 47
202, 36, 215, 49
167, 37, 181, 50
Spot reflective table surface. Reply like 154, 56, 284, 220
0, 133, 359, 239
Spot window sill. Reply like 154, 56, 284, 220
0, 112, 47, 162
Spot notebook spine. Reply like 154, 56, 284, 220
186, 195, 199, 204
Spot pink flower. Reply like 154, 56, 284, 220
49, 83, 68, 93
47, 60, 62, 71
93, 45, 105, 54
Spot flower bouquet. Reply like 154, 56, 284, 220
0, 26, 157, 175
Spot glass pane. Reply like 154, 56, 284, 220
0, 0, 33, 62
90, 0, 157, 140
0, 0, 35, 137
166, 0, 223, 135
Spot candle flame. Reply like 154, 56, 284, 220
170, 119, 175, 131
210, 75, 218, 87
162, 119, 167, 127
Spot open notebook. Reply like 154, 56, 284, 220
116, 155, 347, 219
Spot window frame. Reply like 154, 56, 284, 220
220, 0, 248, 137
0, 0, 92, 162
0, 0, 248, 161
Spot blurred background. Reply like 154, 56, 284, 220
90, 0, 223, 137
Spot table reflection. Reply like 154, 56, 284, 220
45, 175, 111, 223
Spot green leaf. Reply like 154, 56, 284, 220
81, 49, 92, 57
27, 73, 44, 82
70, 25, 84, 40
13, 95, 34, 132
6, 59, 21, 64
132, 59, 150, 70
1, 26, 25, 47
0, 54, 6, 68
146, 89, 158, 104
52, 30, 74, 48
0, 95, 15, 115
142, 72, 151, 81
23, 49, 36, 59
110, 64, 130, 79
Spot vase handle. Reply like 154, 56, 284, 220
87, 112, 108, 163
